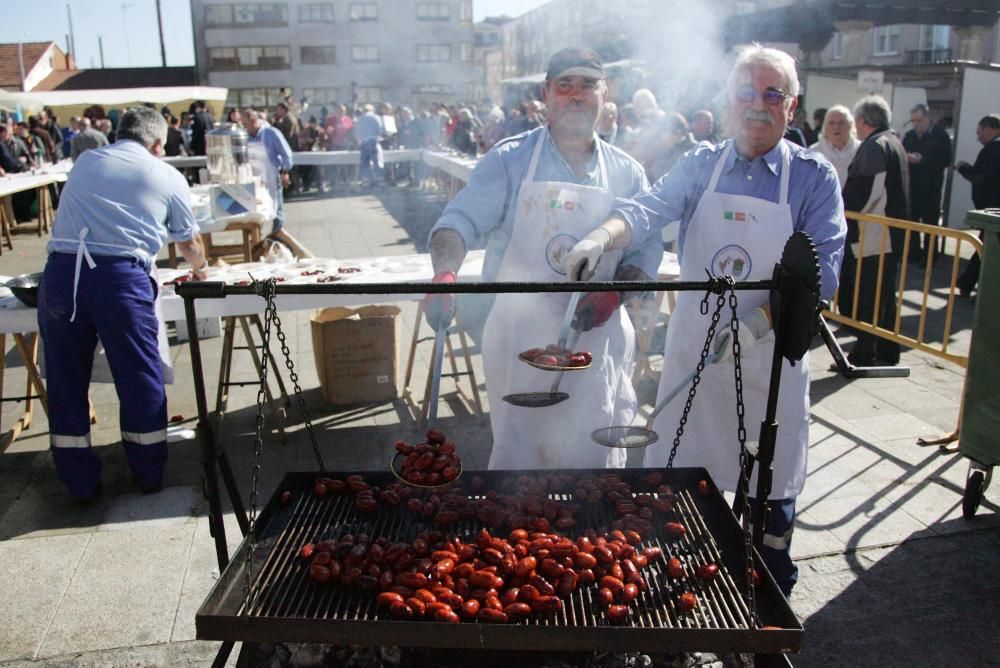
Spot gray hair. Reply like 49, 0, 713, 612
79, 117, 92, 129
117, 107, 168, 148
854, 95, 892, 129
821, 104, 855, 138
727, 44, 800, 100
910, 103, 930, 117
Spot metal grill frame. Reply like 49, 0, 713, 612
196, 467, 802, 654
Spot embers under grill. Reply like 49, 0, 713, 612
196, 467, 802, 655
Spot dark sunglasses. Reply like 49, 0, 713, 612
735, 86, 791, 107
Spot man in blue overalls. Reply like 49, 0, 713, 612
39, 107, 208, 501
570, 46, 847, 597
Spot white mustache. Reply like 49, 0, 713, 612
742, 109, 773, 124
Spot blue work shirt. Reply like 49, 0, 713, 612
354, 112, 383, 143
252, 122, 294, 172
47, 139, 198, 269
617, 139, 846, 299
432, 127, 654, 281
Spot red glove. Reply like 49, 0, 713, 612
423, 271, 456, 331
572, 291, 622, 332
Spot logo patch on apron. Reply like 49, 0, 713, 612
710, 244, 752, 280
545, 233, 579, 275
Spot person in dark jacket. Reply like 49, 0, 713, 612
955, 113, 1000, 297
188, 100, 215, 156
902, 103, 951, 260
838, 95, 910, 367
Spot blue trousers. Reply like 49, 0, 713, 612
271, 174, 285, 233
359, 137, 383, 187
38, 253, 167, 498
749, 497, 798, 597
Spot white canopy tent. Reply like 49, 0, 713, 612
5, 86, 228, 119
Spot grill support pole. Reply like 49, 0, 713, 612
185, 297, 235, 569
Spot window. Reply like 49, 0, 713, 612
301, 46, 336, 64
353, 86, 381, 102
418, 44, 451, 62
299, 3, 334, 22
301, 87, 339, 104
205, 5, 234, 25
416, 2, 449, 19
461, 43, 472, 62
233, 3, 287, 25
209, 46, 290, 70
873, 25, 901, 56
919, 25, 949, 51
206, 3, 287, 27
226, 87, 284, 109
351, 45, 379, 62
832, 32, 843, 60
459, 1, 471, 22
349, 3, 378, 21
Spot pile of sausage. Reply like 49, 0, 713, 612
293, 469, 725, 625
395, 429, 461, 486
520, 345, 593, 368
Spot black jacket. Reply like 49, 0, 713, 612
843, 127, 910, 250
902, 124, 951, 195
957, 138, 1000, 209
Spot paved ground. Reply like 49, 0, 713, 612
1, 183, 998, 667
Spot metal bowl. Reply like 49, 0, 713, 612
6, 272, 43, 308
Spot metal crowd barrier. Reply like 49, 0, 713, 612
825, 211, 982, 443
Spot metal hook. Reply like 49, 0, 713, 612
700, 268, 713, 314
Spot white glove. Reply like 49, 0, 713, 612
564, 228, 613, 281
712, 307, 770, 363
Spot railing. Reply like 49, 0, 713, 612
825, 211, 980, 369
825, 211, 980, 443
905, 48, 953, 64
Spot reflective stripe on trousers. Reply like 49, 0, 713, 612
51, 433, 92, 449
122, 429, 168, 445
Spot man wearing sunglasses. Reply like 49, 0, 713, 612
425, 48, 656, 472
566, 45, 846, 598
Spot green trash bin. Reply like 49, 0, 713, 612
958, 208, 1000, 518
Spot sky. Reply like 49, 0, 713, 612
0, 0, 195, 69
0, 1, 550, 71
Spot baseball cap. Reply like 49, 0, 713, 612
546, 47, 604, 81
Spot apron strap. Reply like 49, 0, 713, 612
523, 127, 547, 184
778, 141, 791, 205
70, 227, 97, 323
705, 142, 733, 194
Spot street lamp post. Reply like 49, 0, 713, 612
122, 3, 133, 67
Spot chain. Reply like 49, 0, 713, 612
729, 290, 758, 627
270, 304, 327, 473
243, 277, 276, 617
665, 277, 731, 469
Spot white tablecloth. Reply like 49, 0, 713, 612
1, 250, 679, 334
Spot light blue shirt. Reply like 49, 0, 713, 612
47, 139, 198, 269
432, 127, 654, 281
354, 112, 383, 143
253, 123, 294, 171
617, 139, 846, 299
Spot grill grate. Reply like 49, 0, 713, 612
197, 467, 802, 654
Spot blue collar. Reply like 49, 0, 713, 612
725, 139, 784, 176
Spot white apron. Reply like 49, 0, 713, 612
248, 141, 278, 208
66, 228, 174, 385
484, 129, 635, 470
643, 142, 809, 499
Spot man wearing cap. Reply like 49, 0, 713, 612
425, 47, 656, 471
567, 45, 846, 597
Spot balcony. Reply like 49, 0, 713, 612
906, 48, 953, 64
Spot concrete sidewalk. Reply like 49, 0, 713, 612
0, 187, 997, 666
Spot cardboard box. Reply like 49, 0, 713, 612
311, 305, 400, 405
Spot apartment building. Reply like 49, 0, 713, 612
190, 1, 476, 110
